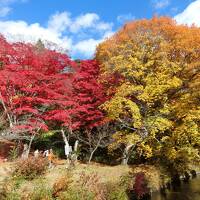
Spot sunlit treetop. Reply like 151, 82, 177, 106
96, 17, 200, 174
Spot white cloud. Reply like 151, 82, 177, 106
117, 13, 135, 23
73, 39, 101, 57
70, 13, 99, 33
72, 31, 114, 57
153, 0, 170, 9
0, 20, 72, 49
48, 12, 113, 34
0, 0, 28, 17
174, 0, 200, 26
48, 12, 71, 33
0, 7, 11, 17
0, 11, 114, 58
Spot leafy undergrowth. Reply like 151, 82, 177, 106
0, 161, 163, 200
13, 156, 49, 180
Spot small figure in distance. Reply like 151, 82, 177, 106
48, 148, 54, 168
34, 149, 39, 158
43, 149, 49, 158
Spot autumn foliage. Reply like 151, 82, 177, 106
0, 17, 200, 177
70, 59, 106, 130
0, 36, 76, 139
96, 17, 200, 174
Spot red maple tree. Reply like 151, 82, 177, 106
69, 60, 110, 163
0, 36, 109, 161
71, 60, 106, 130
0, 35, 76, 141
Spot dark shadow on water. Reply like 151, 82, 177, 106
127, 191, 151, 200
152, 176, 200, 200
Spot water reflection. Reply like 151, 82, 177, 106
152, 176, 200, 200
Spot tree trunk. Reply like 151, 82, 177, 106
88, 148, 96, 164
122, 144, 134, 165
26, 132, 36, 158
73, 140, 79, 162
61, 129, 69, 146
88, 138, 102, 164
61, 129, 70, 163
0, 91, 13, 128
122, 156, 129, 165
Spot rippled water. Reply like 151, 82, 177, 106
152, 176, 200, 200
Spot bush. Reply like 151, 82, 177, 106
123, 166, 159, 200
0, 177, 22, 200
1, 192, 21, 200
132, 172, 150, 199
13, 156, 48, 180
58, 188, 95, 200
54, 171, 107, 200
77, 172, 107, 200
104, 173, 133, 200
8, 146, 20, 161
52, 172, 73, 198
113, 167, 157, 200
105, 182, 128, 200
132, 165, 161, 191
56, 171, 130, 200
28, 184, 53, 200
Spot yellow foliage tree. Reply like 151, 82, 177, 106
96, 17, 200, 175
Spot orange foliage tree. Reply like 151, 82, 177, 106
96, 17, 200, 174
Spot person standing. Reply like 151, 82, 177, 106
48, 149, 54, 168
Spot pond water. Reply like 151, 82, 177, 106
152, 176, 200, 200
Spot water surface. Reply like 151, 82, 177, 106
152, 176, 200, 200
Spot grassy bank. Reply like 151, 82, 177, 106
0, 160, 165, 200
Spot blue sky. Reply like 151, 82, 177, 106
0, 0, 199, 59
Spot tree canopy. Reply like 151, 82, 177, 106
0, 17, 200, 175
96, 17, 200, 174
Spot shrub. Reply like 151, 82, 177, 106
52, 172, 73, 198
123, 166, 158, 200
0, 177, 22, 200
0, 178, 13, 200
58, 188, 95, 200
105, 182, 128, 200
55, 171, 107, 200
13, 156, 48, 180
104, 173, 133, 200
133, 172, 150, 199
26, 184, 53, 200
77, 172, 107, 200
8, 146, 20, 161
1, 191, 21, 200
132, 165, 161, 191
116, 167, 157, 199
20, 178, 54, 200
